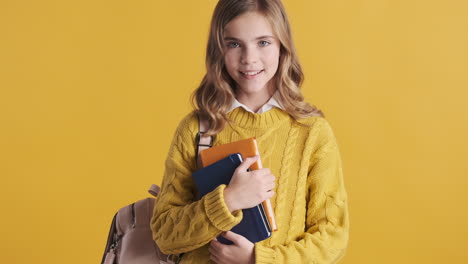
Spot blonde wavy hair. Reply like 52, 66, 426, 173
191, 0, 324, 136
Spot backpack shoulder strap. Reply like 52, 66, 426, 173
196, 113, 214, 169
148, 184, 160, 197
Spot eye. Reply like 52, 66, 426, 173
227, 42, 240, 48
259, 40, 271, 46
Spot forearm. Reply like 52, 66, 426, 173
151, 184, 243, 254
254, 199, 349, 263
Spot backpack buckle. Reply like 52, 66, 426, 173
166, 253, 183, 264
196, 131, 214, 147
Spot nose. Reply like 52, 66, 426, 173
240, 46, 258, 65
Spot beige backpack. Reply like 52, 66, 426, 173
101, 115, 213, 264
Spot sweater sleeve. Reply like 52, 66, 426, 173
150, 113, 244, 255
255, 118, 350, 263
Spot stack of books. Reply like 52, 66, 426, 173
192, 137, 277, 245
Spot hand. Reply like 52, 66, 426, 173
208, 231, 255, 264
224, 156, 275, 212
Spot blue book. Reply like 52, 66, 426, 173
192, 153, 272, 245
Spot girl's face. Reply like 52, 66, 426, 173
223, 12, 280, 97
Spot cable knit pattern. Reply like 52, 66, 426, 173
151, 107, 349, 263
287, 126, 317, 241
271, 122, 296, 245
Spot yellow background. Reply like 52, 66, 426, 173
1, 0, 467, 263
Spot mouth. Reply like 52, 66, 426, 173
239, 70, 264, 78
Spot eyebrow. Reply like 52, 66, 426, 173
223, 35, 275, 41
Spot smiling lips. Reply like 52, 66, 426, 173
240, 69, 264, 79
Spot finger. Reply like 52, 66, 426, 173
210, 239, 222, 251
265, 190, 275, 199
209, 243, 222, 261
255, 168, 271, 176
210, 252, 221, 264
268, 174, 276, 182
267, 182, 275, 191
221, 231, 244, 245
251, 167, 270, 177
236, 155, 259, 172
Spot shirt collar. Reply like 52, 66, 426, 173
227, 91, 283, 114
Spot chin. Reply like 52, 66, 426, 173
239, 86, 267, 95
236, 82, 269, 94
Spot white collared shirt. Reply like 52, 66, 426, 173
227, 91, 284, 114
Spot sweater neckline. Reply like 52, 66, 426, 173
227, 107, 290, 129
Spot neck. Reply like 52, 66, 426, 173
235, 84, 275, 113
227, 107, 290, 129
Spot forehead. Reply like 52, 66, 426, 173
223, 12, 275, 40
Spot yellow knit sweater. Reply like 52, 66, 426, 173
151, 107, 349, 263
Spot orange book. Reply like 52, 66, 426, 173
200, 137, 278, 232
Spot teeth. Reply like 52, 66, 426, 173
242, 70, 262, 76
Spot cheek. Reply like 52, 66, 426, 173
265, 49, 280, 70
224, 60, 236, 79
224, 52, 238, 71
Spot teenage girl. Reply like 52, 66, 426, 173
151, 0, 349, 263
